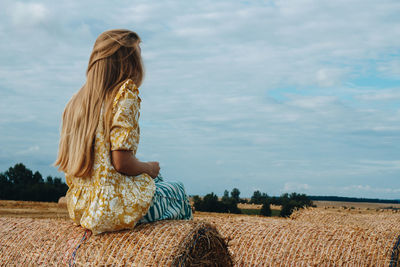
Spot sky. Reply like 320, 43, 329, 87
0, 0, 399, 199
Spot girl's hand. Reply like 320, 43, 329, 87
147, 161, 160, 178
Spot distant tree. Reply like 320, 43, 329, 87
0, 173, 11, 199
239, 198, 248, 204
202, 193, 221, 212
192, 195, 201, 203
5, 163, 33, 185
281, 193, 289, 202
279, 192, 315, 217
289, 192, 315, 207
222, 190, 230, 202
221, 195, 241, 214
193, 191, 241, 214
46, 176, 53, 184
192, 195, 202, 211
280, 199, 300, 217
32, 171, 44, 184
230, 188, 240, 203
53, 177, 62, 185
0, 163, 68, 202
250, 190, 262, 204
260, 200, 272, 217
250, 190, 269, 204
270, 196, 280, 205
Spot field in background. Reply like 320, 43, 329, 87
237, 203, 281, 216
237, 200, 400, 216
313, 200, 400, 210
0, 200, 280, 219
237, 201, 400, 210
0, 200, 398, 219
0, 200, 69, 218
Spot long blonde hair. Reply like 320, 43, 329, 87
55, 29, 144, 177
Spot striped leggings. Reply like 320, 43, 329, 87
139, 177, 193, 223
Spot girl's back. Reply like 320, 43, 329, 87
55, 29, 192, 235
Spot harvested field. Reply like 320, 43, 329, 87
237, 203, 281, 210
0, 200, 69, 218
238, 203, 262, 209
313, 200, 400, 210
0, 217, 232, 266
238, 201, 400, 212
1, 200, 399, 266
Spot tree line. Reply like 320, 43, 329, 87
192, 189, 315, 217
0, 163, 315, 217
251, 190, 315, 217
192, 189, 242, 215
0, 163, 68, 202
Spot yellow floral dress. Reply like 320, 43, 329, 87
65, 79, 156, 235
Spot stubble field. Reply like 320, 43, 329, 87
0, 199, 399, 219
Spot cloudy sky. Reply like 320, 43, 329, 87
0, 0, 399, 199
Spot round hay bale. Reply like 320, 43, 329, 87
291, 207, 400, 232
0, 217, 232, 266
195, 212, 400, 266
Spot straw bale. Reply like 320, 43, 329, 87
0, 217, 232, 266
195, 211, 400, 266
291, 207, 400, 233
2, 204, 400, 266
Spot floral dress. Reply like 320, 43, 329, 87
66, 79, 192, 235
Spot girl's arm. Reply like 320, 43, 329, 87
111, 150, 160, 178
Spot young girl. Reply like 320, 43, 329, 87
55, 29, 193, 235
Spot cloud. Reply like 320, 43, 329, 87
342, 184, 400, 194
10, 2, 49, 28
0, 0, 399, 198
356, 159, 400, 171
377, 59, 400, 78
286, 95, 338, 109
315, 68, 348, 87
356, 90, 400, 101
16, 145, 40, 155
282, 182, 311, 193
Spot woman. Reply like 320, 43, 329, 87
55, 29, 192, 235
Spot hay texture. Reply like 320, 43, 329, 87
290, 207, 400, 231
0, 217, 232, 266
195, 209, 400, 266
1, 206, 400, 266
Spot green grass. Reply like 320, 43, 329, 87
271, 209, 280, 217
240, 209, 281, 217
240, 209, 260, 215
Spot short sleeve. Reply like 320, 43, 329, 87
110, 80, 141, 152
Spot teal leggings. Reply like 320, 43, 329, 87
139, 176, 193, 223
